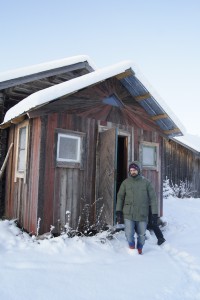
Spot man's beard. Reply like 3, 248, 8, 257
131, 173, 138, 177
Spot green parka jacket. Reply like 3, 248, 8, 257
116, 175, 158, 221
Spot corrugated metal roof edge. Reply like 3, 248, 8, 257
120, 73, 184, 137
122, 63, 186, 135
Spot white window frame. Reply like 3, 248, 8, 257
140, 141, 159, 171
55, 129, 85, 168
15, 120, 29, 182
57, 133, 81, 163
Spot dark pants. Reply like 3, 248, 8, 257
148, 207, 164, 240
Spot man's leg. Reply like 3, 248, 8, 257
152, 224, 164, 240
136, 221, 147, 251
152, 224, 166, 245
124, 219, 136, 248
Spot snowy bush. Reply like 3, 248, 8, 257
163, 177, 173, 198
163, 177, 196, 198
79, 197, 106, 234
60, 198, 106, 237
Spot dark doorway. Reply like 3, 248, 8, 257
116, 136, 128, 193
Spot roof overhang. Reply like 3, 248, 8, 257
0, 55, 96, 90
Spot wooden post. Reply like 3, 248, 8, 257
0, 142, 13, 180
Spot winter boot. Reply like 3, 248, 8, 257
129, 242, 135, 249
157, 237, 166, 246
137, 248, 142, 255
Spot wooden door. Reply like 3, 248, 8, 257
97, 128, 118, 226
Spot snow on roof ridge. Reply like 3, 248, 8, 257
2, 60, 133, 124
174, 133, 200, 153
0, 55, 97, 82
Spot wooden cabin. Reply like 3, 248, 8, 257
0, 59, 184, 235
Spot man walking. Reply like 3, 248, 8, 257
116, 162, 158, 254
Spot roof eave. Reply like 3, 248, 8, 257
0, 61, 95, 90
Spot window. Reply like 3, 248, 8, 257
15, 121, 29, 180
140, 142, 159, 170
57, 134, 81, 162
17, 127, 27, 172
55, 129, 85, 168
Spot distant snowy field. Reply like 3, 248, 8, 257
1, 196, 200, 300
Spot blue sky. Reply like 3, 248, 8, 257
1, 0, 200, 135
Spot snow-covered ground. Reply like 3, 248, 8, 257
1, 195, 200, 300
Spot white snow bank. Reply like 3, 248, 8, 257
1, 196, 200, 300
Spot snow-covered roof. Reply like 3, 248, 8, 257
1, 60, 132, 123
0, 55, 96, 83
0, 59, 185, 138
173, 133, 200, 153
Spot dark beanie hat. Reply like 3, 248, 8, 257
129, 162, 140, 174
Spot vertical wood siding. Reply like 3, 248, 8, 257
27, 118, 41, 232
36, 113, 97, 234
163, 139, 200, 197
136, 128, 163, 215
42, 113, 58, 233
5, 126, 15, 218
5, 119, 41, 233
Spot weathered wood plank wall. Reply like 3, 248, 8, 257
5, 113, 97, 234
137, 128, 163, 214
37, 113, 97, 234
5, 125, 16, 218
163, 139, 200, 197
27, 118, 41, 232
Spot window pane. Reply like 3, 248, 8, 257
57, 134, 81, 162
17, 127, 27, 172
19, 127, 26, 149
18, 149, 25, 171
142, 146, 156, 166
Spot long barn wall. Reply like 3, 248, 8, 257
163, 139, 200, 197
